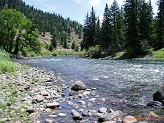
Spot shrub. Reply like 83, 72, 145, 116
88, 45, 102, 58
0, 60, 18, 73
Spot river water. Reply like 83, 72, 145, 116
17, 56, 164, 121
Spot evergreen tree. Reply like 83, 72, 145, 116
88, 7, 96, 47
110, 0, 126, 54
124, 0, 143, 57
101, 3, 113, 54
81, 8, 96, 50
93, 17, 101, 46
156, 0, 164, 49
81, 13, 90, 50
138, 0, 153, 50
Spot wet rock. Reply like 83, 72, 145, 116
58, 113, 66, 117
46, 102, 60, 109
71, 110, 82, 120
153, 85, 164, 105
77, 100, 86, 105
98, 107, 107, 114
94, 113, 103, 117
32, 95, 45, 103
71, 81, 86, 91
147, 101, 163, 107
45, 119, 53, 123
26, 108, 35, 114
69, 91, 78, 96
41, 90, 49, 96
123, 115, 137, 123
83, 91, 90, 96
82, 110, 89, 116
98, 114, 112, 122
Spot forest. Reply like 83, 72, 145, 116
81, 0, 164, 58
0, 0, 164, 58
0, 0, 83, 56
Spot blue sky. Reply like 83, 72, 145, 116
22, 0, 158, 24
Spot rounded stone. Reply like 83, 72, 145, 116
98, 107, 107, 113
123, 116, 137, 123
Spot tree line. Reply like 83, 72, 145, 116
0, 0, 83, 55
81, 0, 164, 58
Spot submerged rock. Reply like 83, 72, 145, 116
71, 110, 82, 120
147, 101, 163, 107
71, 81, 86, 91
153, 85, 164, 105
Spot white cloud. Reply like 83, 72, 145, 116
88, 0, 100, 7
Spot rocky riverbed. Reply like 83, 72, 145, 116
0, 64, 163, 123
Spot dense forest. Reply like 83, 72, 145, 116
81, 0, 164, 58
0, 0, 83, 56
0, 0, 163, 58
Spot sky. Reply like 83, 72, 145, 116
22, 0, 158, 24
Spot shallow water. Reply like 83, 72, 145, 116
17, 56, 164, 122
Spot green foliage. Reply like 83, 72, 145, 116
155, 0, 164, 49
152, 48, 164, 58
0, 9, 41, 55
0, 60, 18, 74
88, 45, 102, 58
0, 49, 10, 60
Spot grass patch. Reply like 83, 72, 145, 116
0, 49, 10, 60
151, 48, 164, 59
0, 60, 18, 74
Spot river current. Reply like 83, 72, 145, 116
17, 56, 164, 121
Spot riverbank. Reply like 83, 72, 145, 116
1, 55, 164, 122
0, 64, 62, 122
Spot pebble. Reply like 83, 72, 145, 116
123, 116, 137, 123
77, 100, 86, 105
58, 113, 67, 117
45, 119, 53, 123
46, 102, 60, 109
98, 107, 107, 114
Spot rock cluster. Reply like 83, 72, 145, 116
0, 65, 63, 122
1, 64, 157, 123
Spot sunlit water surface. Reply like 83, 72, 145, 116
17, 56, 164, 122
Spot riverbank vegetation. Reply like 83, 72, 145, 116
81, 0, 164, 59
0, 0, 82, 57
0, 50, 18, 74
0, 0, 163, 59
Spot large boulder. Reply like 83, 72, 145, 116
153, 85, 164, 105
71, 81, 86, 91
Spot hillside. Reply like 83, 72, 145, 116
0, 0, 83, 52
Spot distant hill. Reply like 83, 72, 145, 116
0, 0, 83, 50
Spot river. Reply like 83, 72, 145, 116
17, 56, 164, 122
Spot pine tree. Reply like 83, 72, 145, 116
81, 7, 97, 50
88, 7, 96, 47
110, 0, 126, 54
81, 13, 89, 50
101, 3, 113, 54
124, 0, 143, 57
138, 0, 153, 50
93, 17, 101, 46
156, 0, 164, 49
